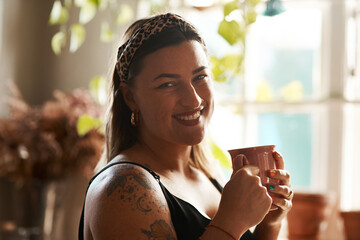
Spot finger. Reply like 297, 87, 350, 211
232, 154, 250, 171
243, 155, 250, 166
273, 151, 284, 170
232, 156, 256, 179
242, 165, 260, 177
268, 185, 293, 199
232, 154, 244, 171
231, 165, 260, 181
268, 169, 291, 186
271, 196, 292, 211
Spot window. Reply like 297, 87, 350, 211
245, 4, 324, 102
345, 0, 360, 101
181, 0, 360, 211
341, 103, 360, 210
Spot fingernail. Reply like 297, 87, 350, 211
269, 170, 276, 177
269, 185, 275, 190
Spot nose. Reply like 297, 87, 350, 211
180, 84, 202, 109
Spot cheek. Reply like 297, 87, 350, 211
138, 97, 173, 123
201, 84, 214, 111
204, 85, 215, 123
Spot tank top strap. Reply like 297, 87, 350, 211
89, 158, 160, 186
209, 178, 223, 193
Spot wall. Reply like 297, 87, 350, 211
0, 0, 132, 115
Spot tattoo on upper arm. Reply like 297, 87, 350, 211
137, 195, 152, 212
106, 165, 166, 214
107, 166, 151, 196
141, 220, 176, 240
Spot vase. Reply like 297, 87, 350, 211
0, 177, 48, 240
340, 211, 360, 240
287, 191, 336, 240
0, 175, 88, 240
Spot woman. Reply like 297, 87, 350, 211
79, 13, 293, 240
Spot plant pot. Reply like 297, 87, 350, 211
0, 177, 48, 240
287, 192, 335, 240
0, 174, 88, 240
340, 211, 360, 240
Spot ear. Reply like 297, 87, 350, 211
119, 84, 138, 111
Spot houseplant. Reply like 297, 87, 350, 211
340, 210, 360, 240
287, 191, 336, 239
0, 82, 104, 239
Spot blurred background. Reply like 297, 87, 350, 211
0, 0, 359, 239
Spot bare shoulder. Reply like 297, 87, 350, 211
84, 160, 176, 240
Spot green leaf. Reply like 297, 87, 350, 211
210, 54, 244, 82
88, 0, 101, 7
49, 0, 69, 25
100, 21, 115, 42
116, 4, 134, 25
79, 2, 97, 24
222, 54, 243, 74
218, 19, 244, 46
89, 75, 107, 105
77, 114, 103, 136
223, 1, 238, 17
51, 32, 66, 55
245, 10, 258, 24
210, 140, 232, 169
210, 56, 227, 82
70, 24, 86, 52
247, 0, 261, 7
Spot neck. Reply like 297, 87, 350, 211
134, 137, 193, 177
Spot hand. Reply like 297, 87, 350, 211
261, 151, 293, 226
212, 155, 272, 239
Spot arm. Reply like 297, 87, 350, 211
84, 163, 176, 240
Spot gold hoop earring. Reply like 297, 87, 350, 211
131, 112, 138, 126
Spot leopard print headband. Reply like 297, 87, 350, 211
115, 13, 186, 83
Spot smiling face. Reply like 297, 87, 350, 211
128, 40, 214, 147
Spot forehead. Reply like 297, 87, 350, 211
140, 40, 209, 75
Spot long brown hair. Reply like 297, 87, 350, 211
96, 13, 217, 178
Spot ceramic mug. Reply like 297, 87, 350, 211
228, 145, 279, 210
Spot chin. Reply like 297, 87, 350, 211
181, 132, 205, 146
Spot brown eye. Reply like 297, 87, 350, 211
193, 74, 208, 83
158, 82, 176, 89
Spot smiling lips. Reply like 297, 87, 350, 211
173, 106, 204, 123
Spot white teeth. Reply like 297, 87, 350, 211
177, 111, 201, 121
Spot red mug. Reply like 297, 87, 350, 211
228, 145, 279, 210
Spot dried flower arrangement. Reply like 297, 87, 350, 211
0, 83, 105, 184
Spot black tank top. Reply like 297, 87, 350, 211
78, 161, 255, 240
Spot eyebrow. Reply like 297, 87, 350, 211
153, 66, 208, 81
153, 73, 181, 81
192, 66, 207, 74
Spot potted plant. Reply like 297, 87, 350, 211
0, 83, 104, 240
340, 210, 360, 240
287, 191, 336, 239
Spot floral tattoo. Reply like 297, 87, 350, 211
141, 220, 176, 240
106, 165, 166, 214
